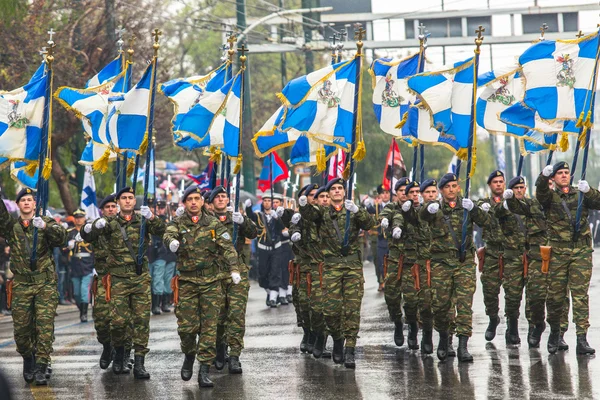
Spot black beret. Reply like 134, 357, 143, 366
16, 188, 35, 203
552, 161, 569, 177
405, 181, 420, 196
508, 176, 526, 189
438, 173, 458, 188
209, 185, 227, 203
182, 185, 202, 202
116, 186, 135, 199
487, 170, 505, 184
299, 183, 319, 199
420, 178, 437, 192
170, 202, 179, 209
394, 177, 411, 193
156, 199, 167, 206
313, 186, 327, 199
203, 191, 212, 201
73, 209, 86, 217
326, 178, 345, 192
100, 193, 117, 209
377, 184, 390, 194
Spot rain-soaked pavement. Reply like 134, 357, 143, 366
1, 259, 599, 400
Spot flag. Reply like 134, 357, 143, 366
327, 148, 346, 181
288, 136, 337, 168
10, 160, 38, 189
80, 166, 100, 220
403, 105, 461, 153
382, 139, 406, 190
136, 147, 156, 195
252, 106, 295, 156
520, 131, 558, 155
86, 56, 125, 88
187, 162, 214, 190
448, 155, 459, 173
257, 152, 289, 192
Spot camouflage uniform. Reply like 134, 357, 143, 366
379, 203, 403, 325
367, 202, 389, 284
0, 200, 67, 365
163, 210, 238, 365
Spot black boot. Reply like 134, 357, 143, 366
34, 364, 48, 385
99, 343, 113, 369
133, 355, 150, 379
161, 295, 172, 313
198, 364, 214, 388
125, 348, 134, 369
505, 317, 521, 345
228, 356, 243, 374
394, 321, 405, 347
421, 330, 433, 354
300, 327, 310, 353
332, 338, 345, 364
45, 363, 52, 379
214, 343, 226, 370
447, 335, 456, 357
527, 323, 545, 348
112, 346, 130, 375
181, 353, 195, 381
485, 316, 500, 341
22, 354, 35, 383
151, 295, 161, 315
547, 330, 560, 354
80, 303, 88, 323
279, 296, 289, 305
313, 334, 326, 358
307, 332, 317, 354
576, 334, 595, 355
343, 347, 356, 369
457, 335, 473, 362
437, 331, 449, 361
407, 321, 419, 350
558, 333, 569, 351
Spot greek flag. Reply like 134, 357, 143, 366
252, 107, 291, 156
80, 166, 100, 220
403, 105, 460, 153
86, 57, 125, 88
135, 147, 155, 196
288, 136, 337, 166
521, 131, 558, 154
10, 161, 38, 189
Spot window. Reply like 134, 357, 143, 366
467, 16, 491, 37
563, 12, 578, 33
522, 13, 558, 34
417, 18, 462, 38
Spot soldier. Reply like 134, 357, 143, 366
420, 173, 489, 362
66, 209, 94, 323
366, 184, 392, 292
477, 170, 507, 342
84, 186, 165, 378
0, 188, 67, 385
164, 185, 240, 387
149, 199, 176, 315
299, 178, 374, 368
532, 162, 600, 354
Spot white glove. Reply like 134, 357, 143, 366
269, 209, 278, 219
364, 197, 373, 208
93, 268, 98, 277
578, 180, 590, 193
276, 206, 285, 217
68, 240, 75, 249
169, 240, 180, 253
503, 189, 514, 199
226, 206, 234, 212
32, 216, 46, 229
232, 212, 244, 224
298, 195, 307, 207
75, 233, 83, 242
392, 227, 402, 239
480, 203, 491, 213
231, 272, 241, 285
418, 195, 424, 205
176, 206, 185, 217
244, 199, 252, 208
402, 201, 412, 212
503, 200, 509, 211
282, 230, 290, 238
291, 213, 301, 225
427, 203, 440, 214
542, 165, 553, 177
462, 198, 474, 211
381, 218, 389, 229
84, 223, 92, 234
291, 232, 301, 242
140, 205, 153, 219
345, 199, 359, 214
61, 222, 68, 229
116, 204, 121, 213
45, 210, 53, 218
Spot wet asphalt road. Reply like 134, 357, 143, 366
1, 259, 600, 400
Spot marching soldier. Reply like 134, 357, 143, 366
66, 209, 94, 323
366, 184, 393, 291
0, 188, 67, 385
85, 186, 165, 378
163, 185, 240, 387
299, 178, 374, 368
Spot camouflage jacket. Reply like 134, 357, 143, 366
380, 202, 403, 256
501, 196, 548, 253
289, 211, 324, 265
80, 221, 111, 275
67, 228, 94, 277
477, 196, 506, 252
535, 174, 600, 245
163, 210, 238, 280
0, 200, 67, 277
85, 213, 165, 277
397, 203, 432, 264
213, 210, 258, 271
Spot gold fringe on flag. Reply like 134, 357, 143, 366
92, 148, 111, 174
456, 148, 468, 161
23, 162, 38, 177
469, 147, 477, 178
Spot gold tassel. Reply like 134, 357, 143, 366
139, 133, 149, 155
209, 147, 222, 164
469, 148, 477, 177
23, 162, 38, 177
342, 162, 350, 180
558, 132, 569, 152
316, 147, 326, 172
395, 111, 409, 129
575, 112, 585, 128
579, 111, 593, 149
92, 148, 111, 174
456, 148, 468, 161
233, 154, 243, 174
127, 158, 136, 176
42, 159, 52, 179
353, 141, 366, 161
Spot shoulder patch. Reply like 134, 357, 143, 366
222, 232, 231, 241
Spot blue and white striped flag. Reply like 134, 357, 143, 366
403, 105, 460, 153
80, 166, 100, 220
520, 131, 558, 154
135, 147, 155, 196
10, 160, 38, 189
87, 57, 125, 88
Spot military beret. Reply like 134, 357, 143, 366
209, 185, 227, 203
326, 178, 345, 192
170, 202, 179, 209
313, 186, 327, 199
508, 176, 526, 189
156, 199, 167, 207
147, 197, 155, 206
438, 173, 458, 188
202, 191, 212, 201
394, 177, 411, 193
116, 186, 135, 199
100, 193, 117, 209
182, 185, 202, 202
299, 183, 319, 199
72, 209, 86, 218
420, 178, 437, 192
487, 170, 505, 184
552, 161, 569, 177
377, 184, 390, 194
405, 181, 420, 196
16, 188, 35, 203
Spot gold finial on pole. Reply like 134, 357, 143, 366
116, 26, 126, 54
127, 35, 136, 62
353, 23, 366, 55
228, 32, 237, 62
238, 43, 248, 68
46, 28, 56, 67
474, 25, 485, 53
577, 30, 585, 38
418, 23, 427, 52
152, 28, 162, 57
540, 23, 548, 40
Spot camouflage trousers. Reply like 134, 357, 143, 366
175, 278, 223, 364
109, 272, 151, 356
480, 252, 502, 318
291, 260, 311, 329
322, 261, 364, 347
292, 261, 326, 334
308, 263, 326, 335
12, 280, 58, 364
93, 275, 133, 347
217, 272, 249, 357
481, 252, 526, 319
430, 260, 476, 336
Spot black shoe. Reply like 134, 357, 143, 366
437, 332, 449, 361
34, 364, 48, 386
198, 364, 214, 388
407, 321, 418, 350
307, 332, 317, 354
80, 303, 88, 323
457, 336, 473, 362
485, 316, 500, 341
268, 299, 277, 308
421, 330, 433, 354
313, 334, 326, 358
558, 333, 569, 351
181, 353, 195, 381
112, 347, 130, 375
528, 323, 545, 349
228, 356, 243, 374
394, 321, 405, 347
161, 295, 172, 313
278, 296, 289, 305
447, 336, 456, 357
332, 338, 345, 364
100, 343, 113, 369
286, 294, 293, 303
343, 347, 356, 369
576, 334, 595, 355
125, 348, 134, 370
548, 330, 560, 354
322, 349, 332, 358
45, 363, 52, 379
22, 354, 35, 383
133, 355, 150, 379
266, 294, 269, 307
151, 295, 162, 315
300, 328, 310, 353
214, 343, 226, 370
505, 317, 521, 345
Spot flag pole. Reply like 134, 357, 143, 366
269, 153, 274, 204
419, 144, 425, 181
516, 154, 525, 176
411, 145, 417, 180
569, 30, 588, 184
136, 29, 161, 275
417, 24, 427, 182
459, 26, 485, 261
323, 34, 339, 185
232, 46, 247, 245
120, 36, 136, 191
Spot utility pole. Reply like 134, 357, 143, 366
279, 0, 287, 88
301, 0, 321, 73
